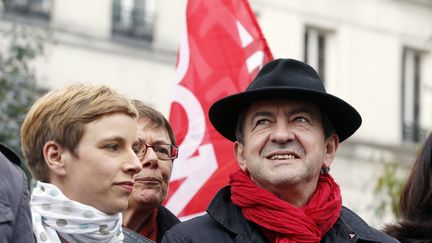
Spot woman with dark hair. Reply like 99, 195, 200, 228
384, 133, 432, 242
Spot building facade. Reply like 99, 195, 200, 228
1, 0, 431, 227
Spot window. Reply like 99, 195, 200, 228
304, 27, 328, 82
3, 0, 52, 19
402, 48, 425, 143
112, 0, 156, 42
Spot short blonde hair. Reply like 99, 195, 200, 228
21, 84, 138, 182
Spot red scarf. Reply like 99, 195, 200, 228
230, 169, 342, 243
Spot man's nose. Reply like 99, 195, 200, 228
269, 121, 294, 143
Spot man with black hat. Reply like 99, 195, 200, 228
0, 144, 35, 243
162, 59, 398, 242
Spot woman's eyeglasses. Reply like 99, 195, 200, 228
135, 143, 179, 160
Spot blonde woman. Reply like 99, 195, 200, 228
21, 84, 151, 242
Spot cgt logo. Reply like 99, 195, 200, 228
166, 0, 272, 220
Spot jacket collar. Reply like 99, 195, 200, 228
206, 186, 267, 241
206, 186, 247, 234
328, 206, 382, 242
156, 205, 180, 242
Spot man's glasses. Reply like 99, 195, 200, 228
136, 143, 179, 160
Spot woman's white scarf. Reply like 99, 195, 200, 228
30, 181, 124, 243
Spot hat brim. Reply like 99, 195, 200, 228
209, 87, 362, 142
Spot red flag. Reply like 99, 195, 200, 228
166, 0, 273, 219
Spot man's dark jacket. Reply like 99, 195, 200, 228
156, 205, 181, 242
162, 186, 399, 243
0, 144, 35, 243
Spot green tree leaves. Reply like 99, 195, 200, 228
0, 25, 48, 159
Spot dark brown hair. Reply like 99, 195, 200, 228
384, 133, 432, 242
132, 100, 176, 146
400, 133, 432, 221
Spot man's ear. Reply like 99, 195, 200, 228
323, 133, 339, 168
234, 142, 247, 172
43, 141, 67, 176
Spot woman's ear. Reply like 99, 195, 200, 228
43, 141, 67, 176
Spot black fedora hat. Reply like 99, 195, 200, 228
209, 58, 362, 142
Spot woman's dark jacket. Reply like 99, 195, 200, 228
0, 144, 35, 243
162, 186, 399, 243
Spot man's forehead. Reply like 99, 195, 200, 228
245, 99, 320, 115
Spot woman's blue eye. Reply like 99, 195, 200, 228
105, 144, 119, 151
